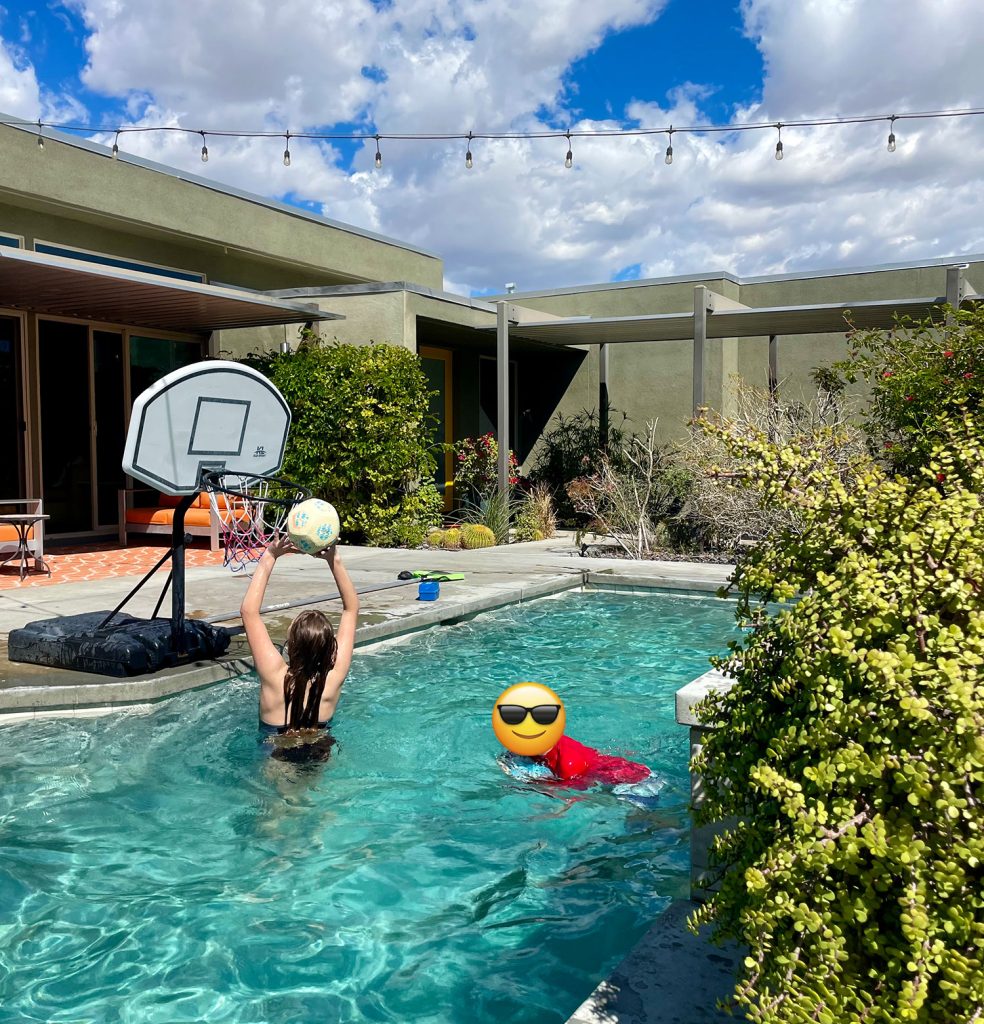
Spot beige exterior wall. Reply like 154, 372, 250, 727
0, 124, 443, 292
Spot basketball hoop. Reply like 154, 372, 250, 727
201, 470, 310, 573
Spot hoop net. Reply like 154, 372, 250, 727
200, 471, 310, 573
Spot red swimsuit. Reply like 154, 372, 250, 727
539, 735, 650, 785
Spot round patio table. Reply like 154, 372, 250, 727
0, 514, 51, 580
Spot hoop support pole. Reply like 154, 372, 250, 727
171, 494, 196, 654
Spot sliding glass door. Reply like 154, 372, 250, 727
38, 322, 203, 535
0, 315, 26, 499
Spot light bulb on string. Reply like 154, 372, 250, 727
564, 131, 573, 169
37, 120, 44, 150
465, 131, 473, 169
200, 131, 209, 163
887, 115, 897, 152
283, 132, 291, 167
664, 126, 673, 165
775, 123, 784, 161
374, 135, 382, 169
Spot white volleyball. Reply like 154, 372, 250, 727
287, 498, 340, 554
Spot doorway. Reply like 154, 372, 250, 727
419, 346, 453, 512
38, 320, 126, 535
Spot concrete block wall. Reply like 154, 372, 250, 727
676, 668, 738, 901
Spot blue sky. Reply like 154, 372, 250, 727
2, 0, 984, 293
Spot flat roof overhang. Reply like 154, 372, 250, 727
0, 247, 341, 332
483, 295, 962, 346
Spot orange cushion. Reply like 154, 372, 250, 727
158, 493, 182, 508
0, 524, 34, 542
126, 508, 175, 526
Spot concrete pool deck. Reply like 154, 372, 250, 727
0, 534, 743, 1022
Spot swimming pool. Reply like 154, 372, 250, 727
0, 589, 736, 1023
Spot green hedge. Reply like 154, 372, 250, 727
246, 341, 443, 547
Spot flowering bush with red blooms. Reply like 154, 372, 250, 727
832, 305, 983, 478
450, 433, 519, 496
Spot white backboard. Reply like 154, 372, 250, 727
123, 360, 291, 494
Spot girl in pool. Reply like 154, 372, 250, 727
240, 535, 359, 757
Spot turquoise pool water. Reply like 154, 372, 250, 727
0, 589, 735, 1024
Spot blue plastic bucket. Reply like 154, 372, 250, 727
417, 580, 440, 601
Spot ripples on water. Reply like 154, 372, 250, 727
0, 590, 735, 1023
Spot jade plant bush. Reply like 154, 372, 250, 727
832, 305, 983, 477
245, 339, 442, 547
690, 409, 983, 1023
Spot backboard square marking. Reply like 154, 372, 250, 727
188, 397, 250, 456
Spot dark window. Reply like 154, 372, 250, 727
35, 243, 205, 283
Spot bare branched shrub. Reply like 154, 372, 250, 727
565, 420, 682, 559
675, 377, 868, 550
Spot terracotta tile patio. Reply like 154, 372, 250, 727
0, 541, 226, 590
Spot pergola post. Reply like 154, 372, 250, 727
946, 264, 967, 325
692, 285, 712, 418
599, 342, 609, 451
496, 300, 511, 495
768, 334, 779, 441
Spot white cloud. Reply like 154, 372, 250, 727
7, 0, 984, 292
0, 30, 42, 117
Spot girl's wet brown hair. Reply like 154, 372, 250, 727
282, 609, 337, 731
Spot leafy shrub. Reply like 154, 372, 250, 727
690, 407, 983, 1023
450, 433, 518, 502
831, 305, 984, 477
459, 524, 495, 549
513, 484, 557, 542
529, 407, 633, 523
245, 340, 442, 546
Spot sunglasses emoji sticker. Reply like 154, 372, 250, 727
493, 682, 566, 756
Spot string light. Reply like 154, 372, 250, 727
283, 131, 291, 167
8, 105, 984, 169
775, 122, 783, 160
465, 131, 473, 169
564, 131, 573, 169
112, 130, 119, 158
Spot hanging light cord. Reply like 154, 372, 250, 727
20, 105, 983, 159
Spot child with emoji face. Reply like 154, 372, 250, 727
492, 682, 650, 786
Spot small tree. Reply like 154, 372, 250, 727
832, 305, 984, 477
691, 408, 983, 1023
